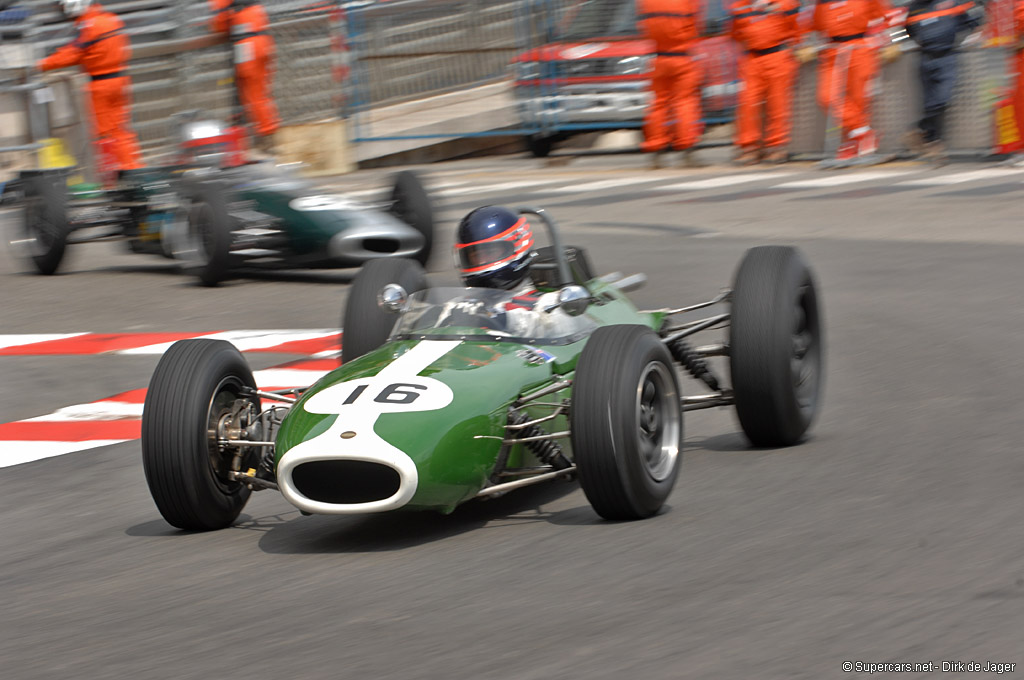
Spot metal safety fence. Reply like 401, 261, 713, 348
344, 0, 575, 143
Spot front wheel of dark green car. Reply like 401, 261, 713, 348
388, 170, 434, 267
341, 257, 427, 364
141, 339, 261, 531
19, 175, 69, 275
571, 325, 683, 520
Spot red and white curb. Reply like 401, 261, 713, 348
0, 330, 342, 357
0, 332, 343, 468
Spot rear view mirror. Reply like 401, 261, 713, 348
558, 285, 590, 317
377, 283, 408, 313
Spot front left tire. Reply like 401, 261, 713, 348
19, 174, 69, 275
571, 325, 683, 520
141, 339, 261, 531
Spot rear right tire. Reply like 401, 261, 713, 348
730, 246, 824, 447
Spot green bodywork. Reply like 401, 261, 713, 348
274, 281, 664, 513
239, 186, 343, 257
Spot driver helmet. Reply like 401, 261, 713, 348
455, 206, 534, 290
58, 0, 90, 18
178, 119, 232, 167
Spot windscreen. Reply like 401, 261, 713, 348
391, 288, 597, 345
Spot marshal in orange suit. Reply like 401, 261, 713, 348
729, 0, 803, 164
810, 0, 891, 158
37, 0, 141, 171
210, 0, 280, 143
638, 0, 704, 167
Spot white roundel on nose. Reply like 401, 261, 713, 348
278, 340, 463, 515
302, 340, 459, 417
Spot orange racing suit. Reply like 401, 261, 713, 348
638, 0, 704, 152
38, 3, 141, 171
811, 0, 890, 142
210, 0, 279, 137
730, 0, 803, 151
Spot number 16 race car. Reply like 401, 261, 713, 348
140, 208, 824, 530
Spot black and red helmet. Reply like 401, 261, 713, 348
454, 206, 534, 290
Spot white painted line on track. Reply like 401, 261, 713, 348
24, 401, 144, 422
326, 180, 470, 200
442, 180, 552, 196
776, 171, 915, 189
544, 176, 668, 194
0, 333, 88, 350
118, 330, 339, 355
897, 168, 1024, 186
654, 172, 797, 191
2, 440, 131, 467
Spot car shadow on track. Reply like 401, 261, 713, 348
685, 431, 752, 453
248, 482, 591, 555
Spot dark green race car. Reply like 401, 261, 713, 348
140, 208, 824, 530
12, 156, 433, 285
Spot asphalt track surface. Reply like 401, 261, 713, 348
3, 154, 1023, 679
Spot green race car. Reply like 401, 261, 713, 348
140, 208, 824, 530
11, 118, 434, 285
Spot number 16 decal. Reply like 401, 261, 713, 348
342, 383, 427, 406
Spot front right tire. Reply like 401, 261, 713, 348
341, 257, 428, 364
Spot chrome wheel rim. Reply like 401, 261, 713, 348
636, 361, 681, 482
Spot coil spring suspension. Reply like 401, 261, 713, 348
667, 337, 720, 391
509, 412, 571, 470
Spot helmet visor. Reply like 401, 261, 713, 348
457, 240, 515, 272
